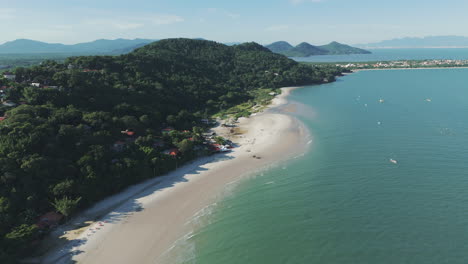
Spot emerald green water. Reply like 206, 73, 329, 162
169, 69, 468, 263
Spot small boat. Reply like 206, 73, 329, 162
389, 159, 397, 164
425, 98, 432, 102
379, 99, 385, 103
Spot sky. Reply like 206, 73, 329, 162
1, 0, 468, 45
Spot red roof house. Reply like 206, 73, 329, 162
163, 148, 179, 156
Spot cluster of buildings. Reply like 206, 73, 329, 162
338, 59, 468, 69
112, 123, 233, 158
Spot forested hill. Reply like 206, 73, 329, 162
0, 38, 343, 262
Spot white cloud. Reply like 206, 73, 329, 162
266, 25, 290, 31
0, 8, 15, 20
227, 13, 240, 19
290, 0, 324, 5
149, 15, 184, 25
82, 14, 183, 30
84, 19, 144, 30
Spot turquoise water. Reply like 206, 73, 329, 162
294, 48, 468, 62
174, 69, 468, 263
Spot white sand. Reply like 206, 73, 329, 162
41, 87, 309, 264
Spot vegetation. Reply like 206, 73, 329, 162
0, 38, 344, 262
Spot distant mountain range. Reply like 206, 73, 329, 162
0, 39, 156, 54
357, 36, 468, 48
265, 41, 371, 57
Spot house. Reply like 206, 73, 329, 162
162, 148, 179, 156
2, 72, 15, 81
121, 129, 135, 136
31, 82, 41, 87
0, 117, 6, 122
210, 144, 231, 153
36, 212, 63, 229
201, 119, 210, 125
44, 85, 59, 89
67, 64, 75, 70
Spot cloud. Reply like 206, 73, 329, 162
0, 8, 15, 20
83, 14, 183, 30
266, 25, 290, 31
290, 0, 324, 4
84, 19, 144, 30
149, 15, 184, 25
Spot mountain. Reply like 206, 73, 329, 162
265, 41, 294, 53
265, 41, 371, 57
319, 41, 371, 55
0, 39, 69, 53
110, 42, 155, 54
284, 42, 328, 57
0, 38, 155, 54
358, 36, 468, 48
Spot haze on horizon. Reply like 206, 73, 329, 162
1, 0, 467, 46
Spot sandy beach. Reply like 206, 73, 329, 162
40, 87, 309, 264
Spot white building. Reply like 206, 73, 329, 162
2, 72, 15, 81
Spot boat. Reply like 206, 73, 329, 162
379, 99, 385, 103
389, 159, 397, 164
425, 98, 432, 102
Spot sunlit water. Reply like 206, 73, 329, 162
165, 68, 468, 264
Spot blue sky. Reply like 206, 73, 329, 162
1, 0, 467, 45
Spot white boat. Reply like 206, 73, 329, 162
425, 98, 432, 102
389, 159, 397, 164
379, 99, 385, 103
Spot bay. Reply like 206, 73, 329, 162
169, 68, 468, 264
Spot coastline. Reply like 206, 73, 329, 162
351, 66, 468, 72
41, 87, 310, 264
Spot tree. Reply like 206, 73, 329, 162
51, 197, 82, 217
177, 139, 194, 154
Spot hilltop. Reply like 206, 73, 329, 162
265, 41, 371, 57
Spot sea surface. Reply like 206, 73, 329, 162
166, 68, 468, 263
293, 48, 468, 62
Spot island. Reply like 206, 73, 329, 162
265, 41, 371, 57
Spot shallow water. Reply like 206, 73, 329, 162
168, 68, 468, 264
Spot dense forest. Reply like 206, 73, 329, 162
0, 38, 344, 262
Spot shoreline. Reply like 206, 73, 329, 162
40, 87, 310, 264
351, 66, 468, 72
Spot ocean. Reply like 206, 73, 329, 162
164, 68, 468, 263
293, 48, 468, 62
